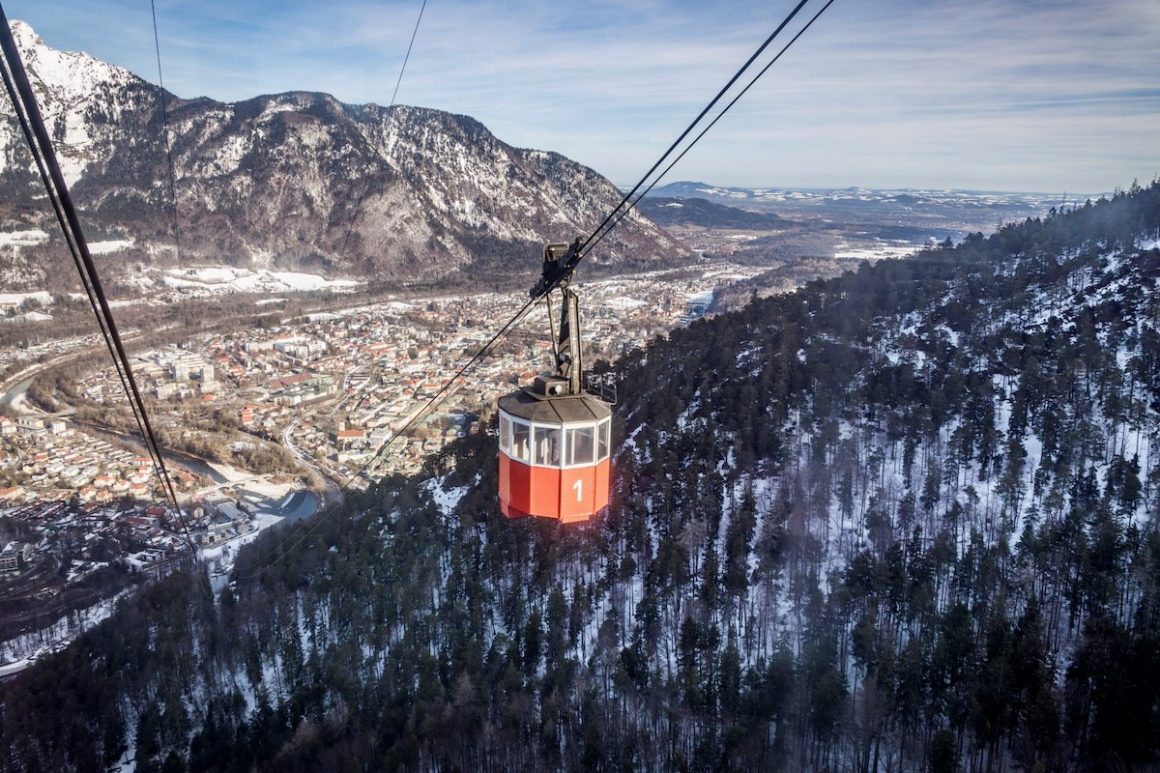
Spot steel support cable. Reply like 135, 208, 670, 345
150, 0, 183, 269
0, 43, 151, 489
234, 0, 833, 581
398, 1, 836, 493
0, 63, 115, 371
358, 293, 539, 480
233, 292, 541, 583
390, 0, 427, 107
148, 3, 212, 606
235, 0, 442, 584
0, 88, 193, 564
0, 46, 193, 555
286, 0, 825, 508
580, 0, 838, 261
571, 0, 812, 264
337, 0, 429, 263
0, 8, 195, 554
0, 57, 172, 532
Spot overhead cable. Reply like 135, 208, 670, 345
583, 0, 838, 259
233, 293, 542, 582
337, 0, 430, 263
151, 0, 183, 269
235, 0, 836, 581
0, 7, 195, 554
571, 0, 814, 266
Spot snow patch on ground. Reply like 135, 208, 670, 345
1, 311, 53, 323
88, 239, 135, 255
424, 478, 469, 516
205, 461, 259, 483
0, 590, 132, 676
834, 243, 921, 261
605, 296, 647, 310
0, 230, 50, 248
0, 291, 52, 307
160, 267, 362, 295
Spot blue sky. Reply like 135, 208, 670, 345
4, 0, 1157, 193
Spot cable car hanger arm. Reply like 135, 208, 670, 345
529, 237, 583, 299
527, 239, 586, 397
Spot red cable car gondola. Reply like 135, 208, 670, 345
498, 242, 614, 523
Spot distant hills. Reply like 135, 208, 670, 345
647, 179, 1085, 227
636, 196, 788, 230
641, 181, 1089, 284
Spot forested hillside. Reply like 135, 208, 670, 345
3, 183, 1160, 772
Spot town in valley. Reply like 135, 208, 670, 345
0, 260, 763, 648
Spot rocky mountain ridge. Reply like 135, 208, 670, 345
0, 20, 684, 292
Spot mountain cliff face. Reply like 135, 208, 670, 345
4, 183, 1158, 771
0, 21, 683, 290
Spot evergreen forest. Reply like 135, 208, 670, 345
3, 182, 1160, 771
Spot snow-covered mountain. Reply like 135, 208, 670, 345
0, 21, 683, 291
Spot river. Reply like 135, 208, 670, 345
80, 424, 231, 484
279, 489, 320, 523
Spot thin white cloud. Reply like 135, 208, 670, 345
3, 0, 1157, 191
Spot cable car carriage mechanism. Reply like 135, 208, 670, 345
498, 241, 615, 524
